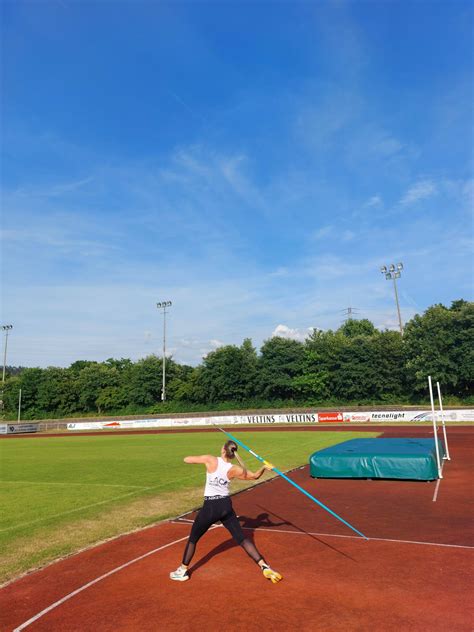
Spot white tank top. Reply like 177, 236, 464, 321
204, 457, 233, 497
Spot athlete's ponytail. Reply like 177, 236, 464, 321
223, 440, 238, 459
223, 440, 247, 472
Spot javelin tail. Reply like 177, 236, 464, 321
211, 422, 368, 540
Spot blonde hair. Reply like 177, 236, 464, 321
223, 440, 247, 471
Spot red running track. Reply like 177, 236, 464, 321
1, 426, 473, 631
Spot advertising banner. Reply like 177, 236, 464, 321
67, 413, 318, 431
0, 423, 39, 434
344, 410, 474, 422
317, 412, 344, 423
66, 409, 474, 431
343, 412, 371, 423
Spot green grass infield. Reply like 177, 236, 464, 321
0, 429, 378, 584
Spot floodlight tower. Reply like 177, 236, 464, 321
1, 325, 13, 384
380, 263, 404, 335
156, 301, 172, 401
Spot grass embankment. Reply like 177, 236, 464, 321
0, 430, 378, 584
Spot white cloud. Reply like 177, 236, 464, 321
365, 195, 383, 208
268, 267, 289, 278
295, 90, 359, 151
369, 133, 404, 157
13, 177, 94, 198
400, 180, 438, 205
209, 339, 224, 349
341, 230, 355, 241
271, 324, 312, 342
2, 123, 472, 370
312, 225, 333, 240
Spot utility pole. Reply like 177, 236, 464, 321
1, 325, 13, 384
156, 302, 172, 401
1, 324, 13, 416
380, 263, 404, 335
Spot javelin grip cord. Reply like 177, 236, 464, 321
213, 423, 368, 540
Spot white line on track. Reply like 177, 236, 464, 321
12, 535, 190, 632
12, 522, 472, 631
432, 461, 445, 502
172, 519, 473, 549
240, 526, 474, 549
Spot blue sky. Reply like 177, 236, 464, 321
1, 0, 473, 367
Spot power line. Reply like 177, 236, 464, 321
341, 307, 359, 323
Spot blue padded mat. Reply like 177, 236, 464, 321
310, 438, 445, 480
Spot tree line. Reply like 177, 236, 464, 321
2, 300, 473, 419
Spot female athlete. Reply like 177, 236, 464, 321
170, 439, 282, 583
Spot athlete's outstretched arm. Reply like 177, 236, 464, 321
183, 455, 215, 465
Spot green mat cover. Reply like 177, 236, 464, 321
310, 438, 445, 481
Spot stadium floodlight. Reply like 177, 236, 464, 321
1, 325, 13, 384
156, 301, 172, 401
380, 263, 404, 335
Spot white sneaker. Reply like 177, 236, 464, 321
169, 565, 189, 582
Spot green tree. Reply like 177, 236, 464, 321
166, 364, 195, 401
35, 367, 80, 415
76, 363, 123, 413
404, 301, 474, 396
293, 329, 335, 401
8, 368, 45, 417
125, 355, 163, 407
195, 339, 258, 402
258, 337, 305, 399
95, 386, 128, 412
372, 330, 406, 399
339, 319, 376, 338
2, 376, 22, 415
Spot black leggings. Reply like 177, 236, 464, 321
182, 497, 264, 566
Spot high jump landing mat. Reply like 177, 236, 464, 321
310, 438, 445, 481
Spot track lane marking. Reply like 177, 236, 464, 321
12, 525, 223, 632
432, 461, 445, 502
240, 526, 474, 549
11, 521, 471, 631
171, 518, 473, 548
12, 535, 190, 632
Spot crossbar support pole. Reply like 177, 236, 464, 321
436, 382, 451, 461
212, 423, 368, 540
428, 376, 443, 479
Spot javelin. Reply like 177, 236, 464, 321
211, 422, 368, 540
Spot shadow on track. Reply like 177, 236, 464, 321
254, 504, 358, 562
189, 513, 292, 574
190, 506, 356, 576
